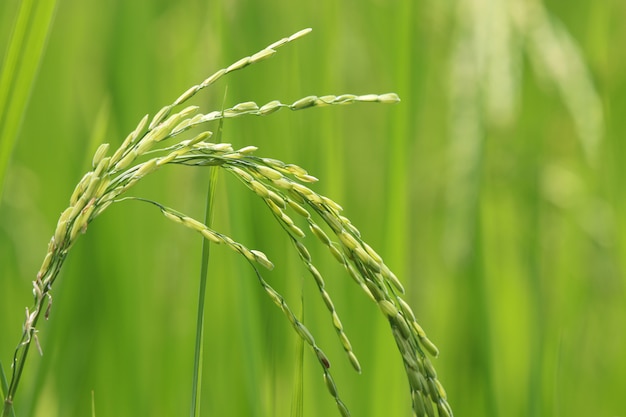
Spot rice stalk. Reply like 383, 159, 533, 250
2, 28, 449, 417
0, 362, 14, 417
290, 286, 305, 417
189, 106, 224, 417
0, 361, 6, 400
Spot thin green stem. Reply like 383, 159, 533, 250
189, 169, 217, 417
3, 256, 63, 417
290, 286, 305, 417
4, 306, 40, 417
0, 362, 7, 402
1, 363, 16, 417
190, 96, 225, 417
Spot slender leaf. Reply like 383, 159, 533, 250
0, 361, 16, 417
0, 360, 7, 402
190, 90, 226, 417
0, 0, 58, 201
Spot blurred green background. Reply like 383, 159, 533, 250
1, 0, 624, 416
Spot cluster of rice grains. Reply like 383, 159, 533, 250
9, 29, 451, 417
219, 153, 452, 417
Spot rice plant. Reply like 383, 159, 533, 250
1, 29, 451, 417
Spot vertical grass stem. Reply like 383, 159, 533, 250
190, 93, 226, 417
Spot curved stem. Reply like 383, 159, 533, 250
3, 310, 41, 417
3, 254, 65, 417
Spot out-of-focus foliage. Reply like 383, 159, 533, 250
1, 0, 623, 416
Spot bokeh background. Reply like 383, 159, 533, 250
1, 0, 624, 416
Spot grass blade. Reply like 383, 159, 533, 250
1, 361, 16, 417
0, 0, 58, 201
190, 90, 226, 417
0, 360, 6, 402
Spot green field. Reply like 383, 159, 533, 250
1, 1, 625, 416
